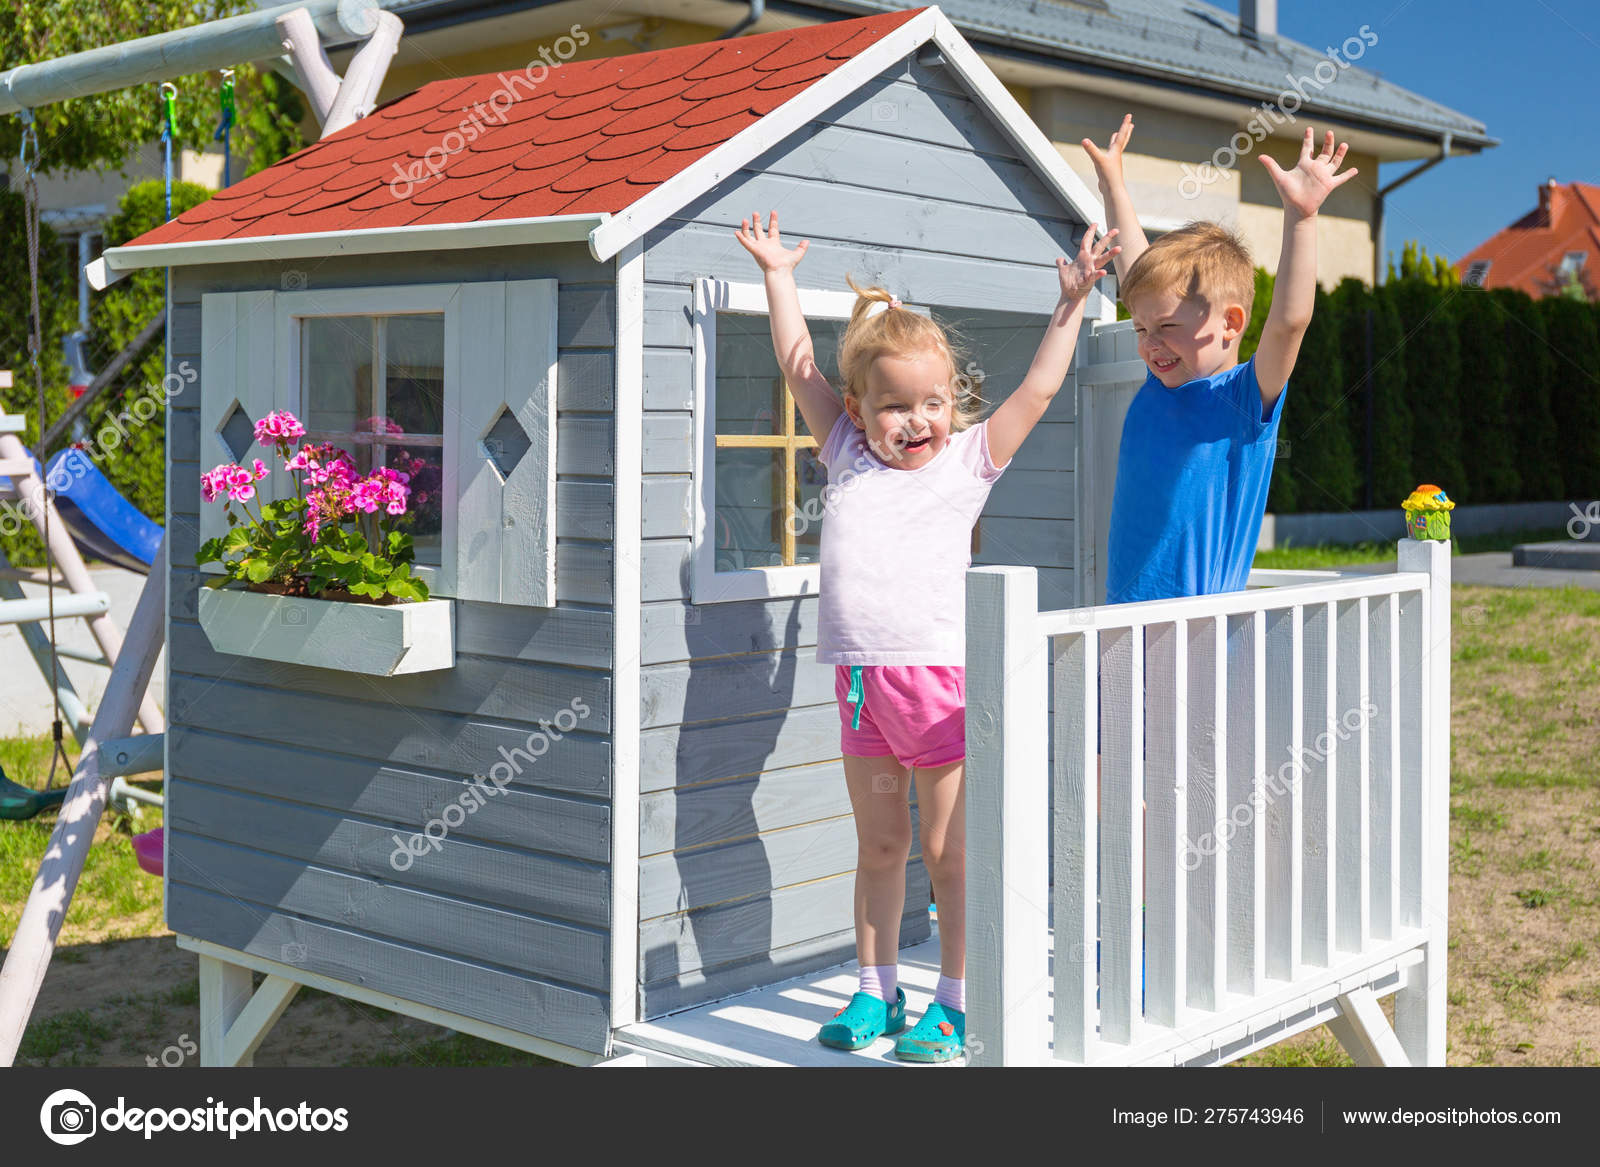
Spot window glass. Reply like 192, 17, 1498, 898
301, 313, 445, 565
711, 312, 839, 572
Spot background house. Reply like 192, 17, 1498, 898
1455, 179, 1600, 300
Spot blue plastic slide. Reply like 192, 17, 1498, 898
0, 446, 164, 574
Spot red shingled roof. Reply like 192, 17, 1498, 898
1456, 180, 1600, 298
127, 8, 924, 249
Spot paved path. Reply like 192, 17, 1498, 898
1341, 551, 1600, 591
0, 565, 166, 738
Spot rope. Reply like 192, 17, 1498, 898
19, 110, 73, 789
214, 69, 235, 188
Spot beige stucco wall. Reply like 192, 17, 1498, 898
1033, 88, 1378, 287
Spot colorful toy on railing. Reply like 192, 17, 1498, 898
1403, 484, 1454, 541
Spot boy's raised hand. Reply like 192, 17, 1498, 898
1081, 114, 1135, 192
1261, 128, 1359, 219
1057, 224, 1121, 302
734, 210, 808, 273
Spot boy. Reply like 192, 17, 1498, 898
1082, 115, 1357, 603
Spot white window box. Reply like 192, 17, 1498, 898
196, 584, 456, 675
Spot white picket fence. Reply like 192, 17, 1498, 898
963, 540, 1451, 1066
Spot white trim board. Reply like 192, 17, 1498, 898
88, 213, 609, 289
610, 238, 644, 1027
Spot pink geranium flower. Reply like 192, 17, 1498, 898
254, 410, 306, 444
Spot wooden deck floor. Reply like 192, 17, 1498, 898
614, 925, 973, 1067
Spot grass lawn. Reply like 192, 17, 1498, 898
4, 576, 1597, 1067
1253, 527, 1571, 571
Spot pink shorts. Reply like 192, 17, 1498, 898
835, 664, 967, 769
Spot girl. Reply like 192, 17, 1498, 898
734, 210, 1117, 1062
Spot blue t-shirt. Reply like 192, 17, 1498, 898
1105, 357, 1285, 605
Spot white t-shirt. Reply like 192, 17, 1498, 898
815, 410, 1009, 665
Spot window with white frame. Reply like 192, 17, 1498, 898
201, 279, 558, 607
692, 278, 869, 604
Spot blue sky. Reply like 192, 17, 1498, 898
1225, 0, 1599, 267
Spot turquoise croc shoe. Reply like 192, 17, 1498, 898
817, 987, 907, 1050
894, 1001, 965, 1063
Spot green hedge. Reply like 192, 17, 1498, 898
1254, 262, 1598, 512
1540, 296, 1600, 497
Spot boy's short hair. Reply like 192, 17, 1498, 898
1119, 221, 1255, 321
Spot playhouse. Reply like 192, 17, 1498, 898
74, 6, 1140, 1064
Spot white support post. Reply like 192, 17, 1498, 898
1328, 987, 1411, 1066
199, 954, 255, 1066
1393, 538, 1450, 1066
965, 566, 1049, 1067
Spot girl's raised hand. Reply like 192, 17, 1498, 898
1057, 224, 1120, 302
734, 210, 809, 274
1081, 114, 1134, 191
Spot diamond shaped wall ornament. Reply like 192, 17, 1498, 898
480, 406, 531, 480
219, 401, 256, 462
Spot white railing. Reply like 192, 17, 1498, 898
963, 540, 1451, 1067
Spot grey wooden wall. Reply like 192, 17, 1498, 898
634, 54, 1087, 1016
165, 244, 617, 1055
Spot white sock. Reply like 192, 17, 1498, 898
859, 964, 897, 1004
934, 974, 965, 1013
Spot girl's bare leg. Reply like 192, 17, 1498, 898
912, 758, 966, 979
844, 753, 913, 968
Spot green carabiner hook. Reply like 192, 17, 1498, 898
160, 81, 177, 141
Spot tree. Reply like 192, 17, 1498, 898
1387, 240, 1460, 289
1539, 295, 1600, 498
1454, 289, 1521, 501
0, 3, 307, 177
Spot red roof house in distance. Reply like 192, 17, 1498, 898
111, 5, 1118, 1056
1456, 179, 1600, 299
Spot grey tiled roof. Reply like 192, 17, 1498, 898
831, 0, 1494, 146
369, 0, 1491, 146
